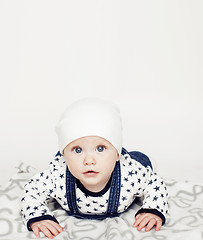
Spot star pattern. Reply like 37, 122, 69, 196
153, 186, 160, 192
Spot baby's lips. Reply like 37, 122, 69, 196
83, 170, 98, 174
83, 170, 99, 176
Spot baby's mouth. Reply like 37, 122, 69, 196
83, 170, 99, 176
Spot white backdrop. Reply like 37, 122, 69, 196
0, 1, 203, 186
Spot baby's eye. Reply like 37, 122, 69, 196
74, 147, 82, 154
96, 146, 105, 152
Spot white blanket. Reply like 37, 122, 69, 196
0, 161, 203, 240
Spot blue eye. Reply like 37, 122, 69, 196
74, 147, 82, 154
97, 146, 105, 152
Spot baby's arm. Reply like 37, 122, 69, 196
133, 165, 168, 231
21, 168, 60, 232
30, 220, 63, 239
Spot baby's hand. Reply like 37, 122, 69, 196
30, 220, 63, 239
133, 213, 162, 232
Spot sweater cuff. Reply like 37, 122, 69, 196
27, 215, 59, 231
135, 208, 166, 225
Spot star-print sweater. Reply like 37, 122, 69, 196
21, 149, 168, 230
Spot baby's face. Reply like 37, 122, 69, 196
63, 136, 119, 193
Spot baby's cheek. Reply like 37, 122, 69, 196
69, 160, 83, 175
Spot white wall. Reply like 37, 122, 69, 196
0, 0, 203, 186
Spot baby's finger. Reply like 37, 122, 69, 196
145, 218, 156, 232
155, 220, 162, 231
48, 221, 64, 233
137, 216, 151, 231
133, 214, 146, 227
32, 225, 40, 238
38, 225, 54, 239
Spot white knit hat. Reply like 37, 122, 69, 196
55, 98, 123, 154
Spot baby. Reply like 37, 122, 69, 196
21, 98, 168, 239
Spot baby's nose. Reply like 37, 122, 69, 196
83, 155, 96, 165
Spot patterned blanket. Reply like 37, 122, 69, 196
0, 161, 203, 240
